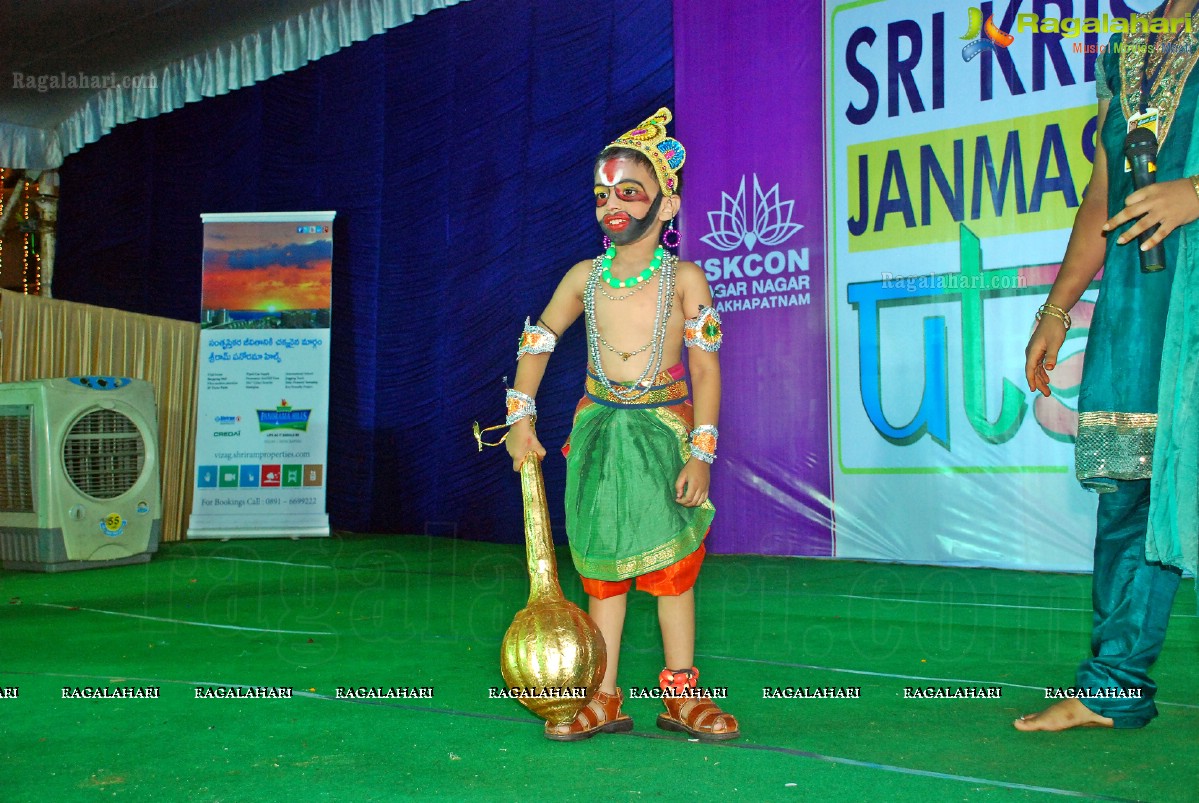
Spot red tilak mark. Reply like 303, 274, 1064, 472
598, 159, 624, 186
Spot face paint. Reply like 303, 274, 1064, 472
594, 181, 651, 208
599, 192, 664, 246
594, 158, 630, 208
597, 158, 625, 186
594, 155, 664, 245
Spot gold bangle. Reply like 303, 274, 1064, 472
1041, 302, 1070, 320
1036, 303, 1071, 330
1190, 175, 1199, 203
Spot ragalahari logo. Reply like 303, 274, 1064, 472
700, 174, 803, 252
961, 7, 1014, 61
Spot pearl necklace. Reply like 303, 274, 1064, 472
584, 249, 676, 400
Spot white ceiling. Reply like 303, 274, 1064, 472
0, 0, 330, 131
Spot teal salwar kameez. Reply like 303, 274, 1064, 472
1072, 21, 1199, 727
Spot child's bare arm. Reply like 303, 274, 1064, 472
675, 261, 721, 506
505, 261, 588, 470
681, 263, 720, 431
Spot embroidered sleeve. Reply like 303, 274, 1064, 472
516, 317, 557, 360
683, 305, 723, 352
1095, 48, 1112, 101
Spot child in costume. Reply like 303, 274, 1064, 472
503, 108, 738, 741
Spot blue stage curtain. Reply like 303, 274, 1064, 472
54, 0, 673, 541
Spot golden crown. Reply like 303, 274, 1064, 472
606, 107, 686, 197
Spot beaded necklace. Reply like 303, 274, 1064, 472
597, 329, 653, 361
599, 245, 664, 289
599, 278, 654, 302
584, 249, 676, 401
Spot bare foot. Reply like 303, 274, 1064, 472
1013, 698, 1114, 731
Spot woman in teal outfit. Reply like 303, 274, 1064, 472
1020, 0, 1199, 731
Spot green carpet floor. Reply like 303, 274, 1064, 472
1, 535, 1196, 802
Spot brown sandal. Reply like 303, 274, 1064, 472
655, 667, 739, 741
657, 695, 740, 741
544, 688, 634, 742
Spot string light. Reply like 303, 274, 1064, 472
0, 170, 45, 295
22, 179, 30, 295
10, 177, 45, 296
31, 178, 40, 296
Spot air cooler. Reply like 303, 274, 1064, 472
0, 376, 161, 571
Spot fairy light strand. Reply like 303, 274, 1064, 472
31, 178, 40, 295
23, 179, 31, 294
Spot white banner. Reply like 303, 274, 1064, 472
823, 1, 1152, 568
187, 211, 335, 539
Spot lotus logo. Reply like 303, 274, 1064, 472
700, 174, 803, 252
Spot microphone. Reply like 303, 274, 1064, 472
1123, 127, 1166, 273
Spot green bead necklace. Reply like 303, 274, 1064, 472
599, 245, 664, 289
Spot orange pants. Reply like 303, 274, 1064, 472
581, 543, 706, 600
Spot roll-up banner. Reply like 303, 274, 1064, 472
187, 212, 335, 540
674, 1, 833, 558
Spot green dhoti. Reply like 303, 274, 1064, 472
563, 364, 714, 581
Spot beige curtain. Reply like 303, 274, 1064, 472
0, 289, 198, 541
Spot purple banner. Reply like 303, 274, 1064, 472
674, 1, 831, 556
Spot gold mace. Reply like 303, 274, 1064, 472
499, 454, 607, 725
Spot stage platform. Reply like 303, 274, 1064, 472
1, 534, 1196, 801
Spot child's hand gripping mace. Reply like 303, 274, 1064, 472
497, 452, 607, 725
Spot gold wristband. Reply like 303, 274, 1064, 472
1035, 303, 1071, 330
1190, 175, 1199, 203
